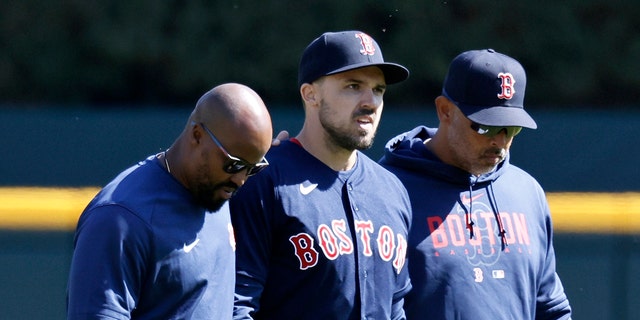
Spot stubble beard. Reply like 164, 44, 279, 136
448, 128, 506, 176
318, 100, 377, 151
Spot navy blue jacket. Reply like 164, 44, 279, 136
379, 126, 572, 320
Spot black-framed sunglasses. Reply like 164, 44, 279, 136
469, 122, 522, 138
198, 122, 269, 176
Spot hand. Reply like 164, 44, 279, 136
271, 130, 290, 146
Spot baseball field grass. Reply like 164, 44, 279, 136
0, 187, 638, 233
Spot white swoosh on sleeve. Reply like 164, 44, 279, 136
183, 238, 200, 253
299, 183, 318, 195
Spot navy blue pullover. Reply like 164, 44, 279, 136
379, 126, 572, 320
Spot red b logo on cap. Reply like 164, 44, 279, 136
497, 72, 515, 100
355, 33, 376, 56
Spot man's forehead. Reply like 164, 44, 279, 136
327, 66, 386, 85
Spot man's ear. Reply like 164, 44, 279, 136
300, 83, 318, 106
190, 122, 203, 145
434, 95, 454, 124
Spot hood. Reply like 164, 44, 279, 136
379, 125, 512, 248
379, 125, 511, 187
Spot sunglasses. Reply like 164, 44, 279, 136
198, 122, 269, 176
469, 122, 522, 138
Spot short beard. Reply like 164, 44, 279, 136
190, 163, 237, 212
192, 184, 228, 212
319, 100, 376, 151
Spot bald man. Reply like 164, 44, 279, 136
67, 83, 273, 320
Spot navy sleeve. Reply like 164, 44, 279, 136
67, 205, 151, 320
230, 171, 276, 320
536, 199, 572, 319
390, 177, 412, 320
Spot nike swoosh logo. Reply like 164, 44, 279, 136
299, 183, 318, 195
461, 193, 484, 204
183, 238, 200, 253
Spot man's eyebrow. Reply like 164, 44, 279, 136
343, 78, 387, 89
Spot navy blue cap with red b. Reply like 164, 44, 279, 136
298, 31, 409, 86
442, 49, 537, 129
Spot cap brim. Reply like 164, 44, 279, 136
326, 62, 409, 84
461, 105, 538, 129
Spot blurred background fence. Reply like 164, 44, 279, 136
1, 1, 639, 319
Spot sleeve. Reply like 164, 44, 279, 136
390, 299, 407, 320
391, 180, 412, 320
390, 254, 411, 320
536, 199, 572, 319
67, 205, 151, 320
230, 172, 276, 320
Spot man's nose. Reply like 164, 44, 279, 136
490, 129, 510, 146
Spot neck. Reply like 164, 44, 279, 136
424, 133, 452, 168
295, 131, 357, 171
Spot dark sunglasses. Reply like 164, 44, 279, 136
198, 122, 269, 176
469, 122, 522, 138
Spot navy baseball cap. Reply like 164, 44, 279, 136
442, 49, 537, 129
298, 31, 409, 86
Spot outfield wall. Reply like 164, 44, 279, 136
2, 229, 637, 320
1, 107, 638, 319
1, 189, 638, 320
2, 106, 639, 191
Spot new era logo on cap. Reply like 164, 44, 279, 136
298, 30, 409, 86
442, 49, 537, 129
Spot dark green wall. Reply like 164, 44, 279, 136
1, 231, 637, 319
1, 107, 639, 319
1, 106, 638, 191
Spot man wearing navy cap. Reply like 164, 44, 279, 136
231, 31, 413, 319
379, 49, 572, 319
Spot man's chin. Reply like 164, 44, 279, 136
194, 184, 237, 212
355, 138, 375, 150
194, 193, 228, 212
202, 199, 227, 212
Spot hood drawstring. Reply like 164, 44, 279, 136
463, 182, 508, 250
465, 186, 475, 239
488, 183, 508, 249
